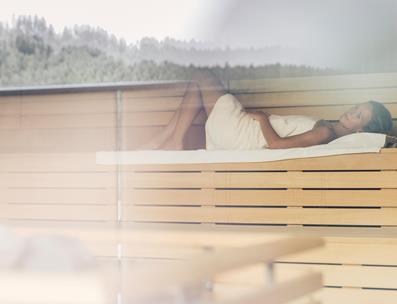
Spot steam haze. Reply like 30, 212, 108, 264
190, 0, 397, 69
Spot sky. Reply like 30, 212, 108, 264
0, 0, 396, 68
0, 0, 205, 43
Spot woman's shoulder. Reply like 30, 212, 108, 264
313, 119, 337, 140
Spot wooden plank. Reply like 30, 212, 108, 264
0, 204, 117, 221
21, 91, 115, 103
280, 240, 397, 265
235, 88, 397, 108
122, 111, 205, 126
216, 263, 397, 289
0, 153, 115, 172
121, 237, 397, 266
123, 83, 188, 98
122, 126, 205, 150
21, 98, 115, 115
229, 73, 397, 93
124, 149, 397, 171
125, 189, 397, 207
0, 172, 116, 188
214, 284, 397, 304
0, 128, 116, 152
1, 188, 116, 204
0, 96, 21, 115
290, 287, 397, 304
123, 96, 182, 112
125, 171, 397, 189
123, 206, 397, 226
0, 116, 20, 129
20, 113, 116, 129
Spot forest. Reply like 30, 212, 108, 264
0, 16, 343, 87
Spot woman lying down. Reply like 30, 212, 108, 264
142, 70, 393, 150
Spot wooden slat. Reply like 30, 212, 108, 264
235, 88, 397, 108
125, 171, 397, 189
1, 188, 116, 204
0, 153, 115, 172
21, 91, 115, 103
21, 98, 115, 115
123, 206, 397, 226
0, 116, 20, 129
229, 73, 397, 93
280, 239, 397, 265
214, 284, 397, 304
125, 189, 397, 207
123, 83, 188, 98
0, 172, 116, 188
20, 113, 115, 129
123, 96, 182, 112
125, 149, 397, 171
122, 125, 205, 150
216, 263, 397, 289
0, 96, 21, 115
122, 110, 205, 126
0, 128, 115, 152
0, 204, 116, 221
290, 287, 397, 304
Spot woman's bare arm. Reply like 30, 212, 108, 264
248, 111, 334, 149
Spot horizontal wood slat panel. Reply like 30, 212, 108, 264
0, 204, 116, 221
122, 126, 205, 150
123, 83, 188, 98
125, 149, 397, 171
0, 153, 115, 172
1, 188, 116, 204
122, 111, 205, 126
125, 189, 397, 207
21, 91, 115, 103
20, 113, 116, 129
123, 97, 182, 112
125, 171, 397, 189
229, 73, 397, 92
290, 287, 397, 304
280, 240, 397, 265
215, 263, 397, 289
0, 172, 116, 188
21, 98, 115, 115
0, 96, 21, 115
123, 206, 397, 226
235, 88, 397, 108
0, 128, 116, 152
120, 236, 397, 266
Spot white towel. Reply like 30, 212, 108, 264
97, 133, 386, 165
205, 93, 317, 150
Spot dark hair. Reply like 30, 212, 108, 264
363, 101, 393, 134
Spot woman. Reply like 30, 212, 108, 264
143, 69, 393, 150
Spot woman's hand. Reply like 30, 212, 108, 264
246, 110, 270, 121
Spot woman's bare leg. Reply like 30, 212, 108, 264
141, 69, 226, 150
162, 69, 227, 150
139, 107, 181, 149
160, 81, 203, 150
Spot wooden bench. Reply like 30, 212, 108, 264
0, 72, 397, 303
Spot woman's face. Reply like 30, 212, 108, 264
339, 103, 373, 132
